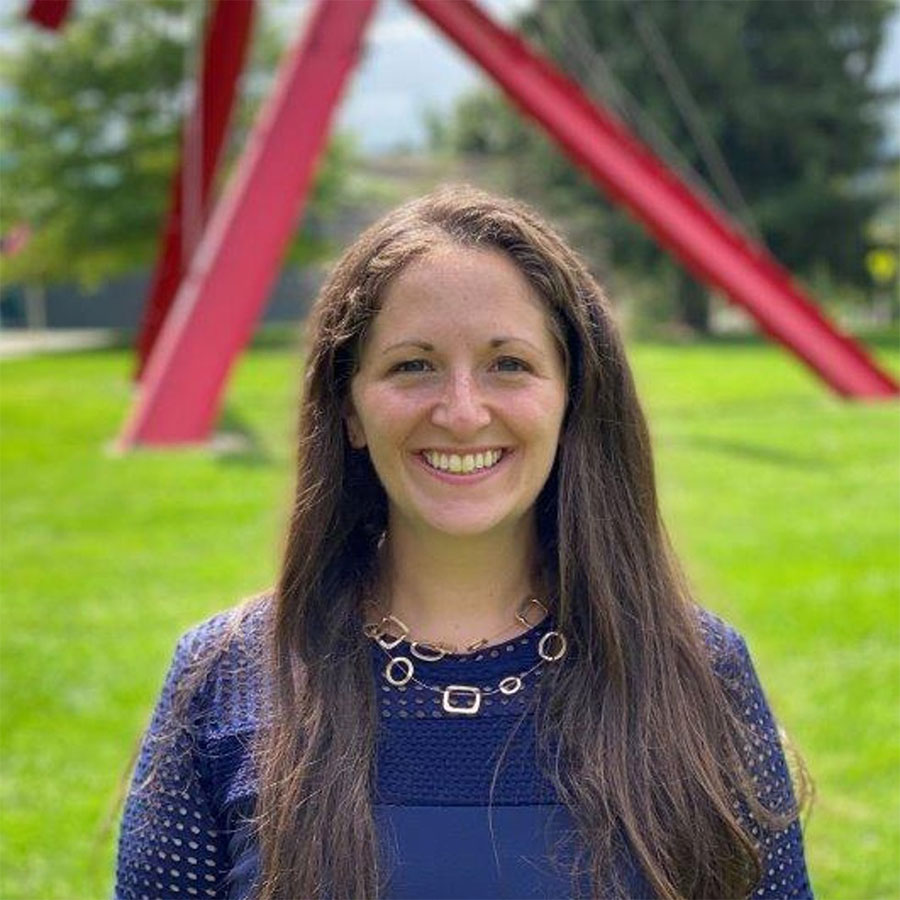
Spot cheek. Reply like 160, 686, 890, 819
508, 390, 567, 444
357, 387, 422, 443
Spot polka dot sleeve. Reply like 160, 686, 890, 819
719, 627, 814, 899
115, 630, 232, 900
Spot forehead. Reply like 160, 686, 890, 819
366, 247, 554, 347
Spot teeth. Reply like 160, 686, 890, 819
423, 449, 504, 474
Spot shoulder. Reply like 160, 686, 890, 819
694, 604, 751, 672
167, 589, 274, 738
693, 605, 770, 709
692, 605, 783, 742
173, 589, 271, 667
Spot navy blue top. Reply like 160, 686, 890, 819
115, 597, 813, 899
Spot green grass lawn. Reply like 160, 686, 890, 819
1, 330, 898, 898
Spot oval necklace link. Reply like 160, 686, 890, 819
384, 656, 414, 687
537, 630, 567, 662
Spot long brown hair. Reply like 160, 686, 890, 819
246, 185, 806, 898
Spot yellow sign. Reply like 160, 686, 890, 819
866, 248, 898, 285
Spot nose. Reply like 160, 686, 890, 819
430, 371, 491, 436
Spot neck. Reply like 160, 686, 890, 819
375, 516, 544, 650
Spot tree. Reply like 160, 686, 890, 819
0, 0, 354, 291
438, 0, 897, 333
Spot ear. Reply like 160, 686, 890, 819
343, 400, 367, 449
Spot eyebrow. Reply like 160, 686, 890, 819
380, 337, 540, 355
381, 340, 434, 355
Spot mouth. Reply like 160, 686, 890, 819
415, 447, 512, 480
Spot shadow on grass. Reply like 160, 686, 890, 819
211, 406, 274, 468
631, 325, 900, 352
668, 433, 832, 469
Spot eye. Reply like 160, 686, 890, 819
493, 356, 531, 373
390, 359, 433, 374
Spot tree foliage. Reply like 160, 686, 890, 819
0, 0, 353, 288
438, 0, 897, 330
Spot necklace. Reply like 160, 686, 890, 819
363, 597, 568, 716
364, 595, 549, 656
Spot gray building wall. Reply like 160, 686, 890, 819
0, 266, 323, 330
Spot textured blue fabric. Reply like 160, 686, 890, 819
375, 804, 602, 899
115, 598, 814, 899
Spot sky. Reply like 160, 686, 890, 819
335, 0, 533, 153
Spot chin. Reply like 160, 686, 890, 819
419, 509, 517, 539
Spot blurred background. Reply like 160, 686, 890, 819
0, 0, 898, 896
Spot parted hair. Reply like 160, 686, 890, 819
159, 186, 806, 899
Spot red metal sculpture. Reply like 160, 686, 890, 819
23, 0, 899, 449
133, 0, 256, 383
117, 0, 377, 447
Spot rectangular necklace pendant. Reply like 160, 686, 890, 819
442, 685, 482, 715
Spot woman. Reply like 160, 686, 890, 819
116, 186, 813, 899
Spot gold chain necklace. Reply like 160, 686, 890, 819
364, 596, 548, 656
363, 597, 568, 715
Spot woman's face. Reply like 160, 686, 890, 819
346, 246, 568, 539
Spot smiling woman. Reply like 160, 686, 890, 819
115, 186, 813, 899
